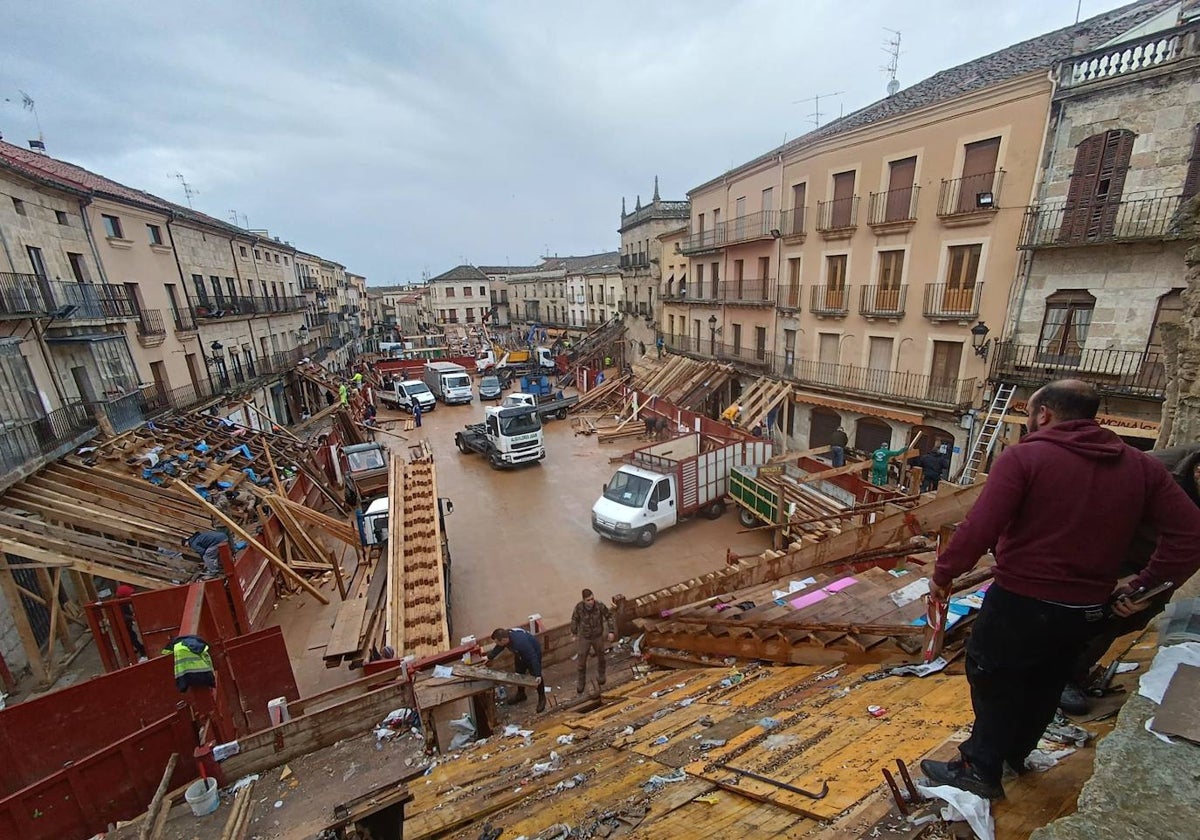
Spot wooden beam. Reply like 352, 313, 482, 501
448, 663, 539, 687
137, 752, 179, 840
177, 484, 329, 605
0, 558, 48, 683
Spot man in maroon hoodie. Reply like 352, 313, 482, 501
920, 380, 1200, 799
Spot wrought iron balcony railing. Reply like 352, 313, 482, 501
810, 285, 850, 316
868, 185, 919, 227
816, 196, 860, 233
990, 341, 1166, 399
719, 278, 775, 305
1018, 192, 1185, 249
136, 308, 167, 337
937, 171, 1004, 218
776, 283, 803, 311
779, 207, 807, 238
859, 284, 907, 318
922, 282, 983, 320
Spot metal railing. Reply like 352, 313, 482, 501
680, 226, 723, 253
922, 282, 983, 320
136, 308, 166, 336
55, 282, 139, 319
173, 307, 197, 331
816, 196, 859, 232
0, 401, 95, 477
776, 283, 803, 311
620, 253, 651, 269
990, 341, 1166, 399
724, 210, 779, 246
719, 278, 775, 304
859, 284, 907, 317
1018, 192, 1185, 249
938, 171, 1004, 217
663, 337, 977, 409
868, 185, 919, 226
810, 285, 850, 316
1060, 21, 1197, 89
0, 272, 47, 318
192, 294, 307, 319
779, 207, 807, 238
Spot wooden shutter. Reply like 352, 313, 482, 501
958, 138, 1001, 212
1059, 130, 1135, 243
832, 171, 855, 227
1183, 125, 1200, 202
791, 183, 807, 234
1059, 134, 1106, 243
886, 157, 917, 221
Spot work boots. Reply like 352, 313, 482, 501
536, 695, 546, 713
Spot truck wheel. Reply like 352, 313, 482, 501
702, 501, 726, 520
557, 408, 569, 420
456, 436, 469, 453
636, 526, 656, 548
738, 508, 758, 528
489, 454, 504, 470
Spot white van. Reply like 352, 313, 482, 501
423, 362, 473, 405
381, 379, 436, 413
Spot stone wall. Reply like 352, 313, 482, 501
1158, 196, 1200, 445
0, 177, 100, 281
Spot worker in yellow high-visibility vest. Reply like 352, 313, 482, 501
162, 635, 215, 693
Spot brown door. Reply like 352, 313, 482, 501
886, 157, 917, 221
927, 341, 963, 403
831, 171, 855, 228
943, 245, 981, 314
149, 360, 170, 395
790, 183, 807, 234
826, 255, 847, 310
809, 407, 842, 448
958, 138, 1001, 213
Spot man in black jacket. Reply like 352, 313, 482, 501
829, 427, 849, 467
486, 627, 546, 713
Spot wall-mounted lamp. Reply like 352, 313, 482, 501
970, 321, 991, 361
769, 228, 782, 238
975, 191, 995, 209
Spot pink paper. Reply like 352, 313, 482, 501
790, 590, 829, 610
824, 577, 858, 593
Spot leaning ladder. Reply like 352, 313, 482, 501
958, 382, 1017, 485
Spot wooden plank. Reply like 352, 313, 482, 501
449, 663, 539, 687
325, 599, 370, 657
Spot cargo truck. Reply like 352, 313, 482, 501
501, 390, 579, 422
424, 361, 473, 405
455, 403, 546, 469
592, 433, 772, 547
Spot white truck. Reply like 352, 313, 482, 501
379, 379, 436, 414
474, 346, 557, 374
423, 361, 473, 405
592, 432, 772, 547
455, 403, 546, 469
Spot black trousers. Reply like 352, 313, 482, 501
514, 653, 545, 702
959, 584, 1104, 781
1071, 588, 1172, 685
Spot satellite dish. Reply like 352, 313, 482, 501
887, 78, 900, 96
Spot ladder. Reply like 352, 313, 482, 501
958, 383, 1016, 485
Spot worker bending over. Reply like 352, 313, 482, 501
486, 627, 547, 713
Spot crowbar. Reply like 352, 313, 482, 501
717, 764, 829, 799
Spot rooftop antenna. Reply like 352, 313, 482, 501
173, 172, 198, 208
16, 90, 45, 148
792, 91, 844, 127
883, 29, 902, 96
228, 210, 248, 229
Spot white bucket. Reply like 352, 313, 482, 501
184, 777, 219, 817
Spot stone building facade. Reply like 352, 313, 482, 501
619, 180, 689, 357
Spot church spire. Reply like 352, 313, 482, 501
635, 194, 641, 211
621, 196, 627, 216
652, 175, 660, 202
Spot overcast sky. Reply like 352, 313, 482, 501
0, 0, 1129, 285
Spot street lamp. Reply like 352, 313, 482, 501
708, 314, 718, 355
970, 321, 991, 361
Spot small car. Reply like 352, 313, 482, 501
478, 375, 503, 401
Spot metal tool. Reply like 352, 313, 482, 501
717, 764, 828, 800
881, 759, 927, 816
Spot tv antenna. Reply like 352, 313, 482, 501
883, 29, 902, 96
793, 91, 844, 127
228, 210, 248, 229
173, 172, 198, 208
4, 90, 46, 147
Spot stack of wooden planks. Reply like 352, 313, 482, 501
569, 374, 628, 413
633, 354, 737, 410
730, 376, 793, 431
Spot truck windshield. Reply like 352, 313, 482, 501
604, 471, 652, 508
346, 449, 386, 471
403, 382, 431, 395
499, 412, 541, 436
445, 374, 471, 389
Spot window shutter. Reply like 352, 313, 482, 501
1094, 129, 1135, 238
1183, 125, 1200, 202
1059, 134, 1105, 243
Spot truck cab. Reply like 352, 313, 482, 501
424, 362, 473, 405
455, 404, 546, 468
591, 465, 678, 547
341, 442, 389, 506
383, 379, 436, 413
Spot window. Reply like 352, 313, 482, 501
192, 274, 208, 304
1058, 129, 1135, 243
67, 253, 88, 283
755, 326, 767, 361
11, 197, 26, 215
102, 214, 123, 238
788, 182, 807, 235
226, 277, 237, 299
479, 286, 486, 296
26, 246, 47, 278
254, 249, 261, 260
463, 286, 472, 297
783, 328, 796, 375
732, 323, 742, 355
885, 157, 917, 221
146, 224, 163, 245
956, 137, 1001, 213
1037, 290, 1095, 361
284, 256, 290, 266
824, 255, 847, 310
0, 343, 42, 424
830, 171, 856, 227
868, 336, 893, 372
943, 244, 981, 313
696, 264, 705, 298
55, 210, 69, 225
239, 245, 248, 258
446, 287, 456, 298
927, 341, 964, 403
874, 249, 904, 312
274, 254, 280, 264
761, 187, 774, 214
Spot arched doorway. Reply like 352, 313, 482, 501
910, 424, 955, 458
854, 417, 893, 453
809, 407, 842, 447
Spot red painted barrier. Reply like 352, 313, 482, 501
0, 705, 196, 840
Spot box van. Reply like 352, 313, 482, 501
424, 362, 473, 405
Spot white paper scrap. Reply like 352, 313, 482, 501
915, 783, 994, 840
1137, 642, 1200, 704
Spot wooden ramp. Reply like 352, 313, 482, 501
733, 376, 793, 431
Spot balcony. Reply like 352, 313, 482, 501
937, 171, 1004, 226
724, 210, 779, 247
300, 276, 319, 291
136, 308, 167, 345
1018, 192, 1185, 249
991, 341, 1166, 399
1, 278, 141, 321
719, 278, 775, 306
192, 295, 307, 320
859, 285, 907, 319
1, 401, 96, 480
868, 185, 919, 232
663, 338, 976, 409
815, 197, 859, 238
810, 285, 850, 317
172, 307, 197, 332
922, 282, 982, 321
776, 283, 803, 312
0, 273, 47, 318
779, 207, 807, 240
620, 253, 651, 269
679, 226, 722, 254
1059, 21, 1198, 91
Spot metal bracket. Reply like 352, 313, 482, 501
717, 763, 829, 799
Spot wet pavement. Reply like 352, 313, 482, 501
374, 394, 773, 642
